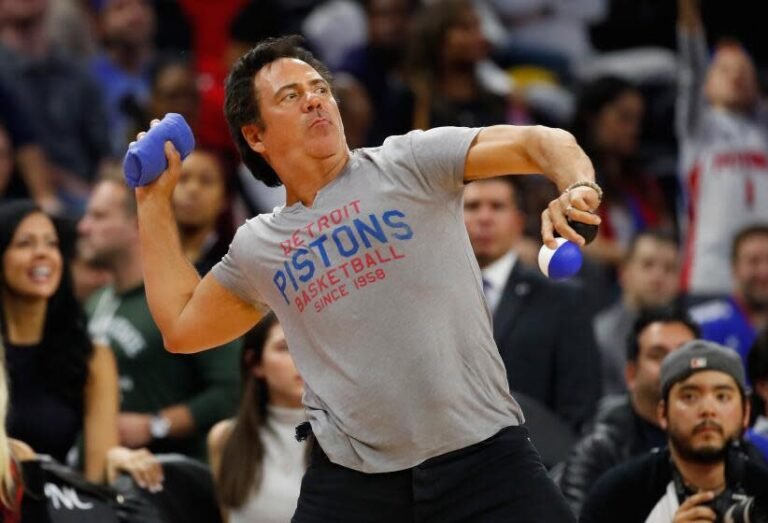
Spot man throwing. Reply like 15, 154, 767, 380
134, 36, 601, 522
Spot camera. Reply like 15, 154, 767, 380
703, 489, 760, 523
671, 441, 768, 523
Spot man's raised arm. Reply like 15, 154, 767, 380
464, 125, 602, 248
675, 0, 707, 140
136, 142, 264, 353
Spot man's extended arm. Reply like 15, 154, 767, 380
464, 125, 601, 248
675, 0, 708, 139
136, 142, 264, 353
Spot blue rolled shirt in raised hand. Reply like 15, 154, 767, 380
123, 113, 195, 188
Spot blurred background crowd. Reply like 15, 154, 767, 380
1, 0, 767, 521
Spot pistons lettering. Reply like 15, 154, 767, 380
272, 209, 413, 311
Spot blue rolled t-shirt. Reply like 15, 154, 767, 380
123, 113, 195, 187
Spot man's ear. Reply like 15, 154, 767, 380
742, 394, 752, 430
617, 264, 628, 289
252, 363, 265, 379
625, 361, 638, 391
242, 124, 265, 154
657, 399, 668, 430
512, 209, 526, 238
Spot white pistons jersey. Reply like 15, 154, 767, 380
677, 31, 768, 295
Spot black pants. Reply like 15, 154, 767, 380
292, 425, 575, 522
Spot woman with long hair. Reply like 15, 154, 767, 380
571, 76, 673, 266
405, 0, 509, 130
208, 313, 306, 523
173, 148, 237, 276
1, 338, 162, 522
0, 200, 119, 483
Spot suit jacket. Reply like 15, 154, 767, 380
493, 261, 601, 432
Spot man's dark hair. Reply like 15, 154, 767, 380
471, 176, 525, 211
731, 224, 768, 264
224, 35, 334, 187
626, 306, 700, 362
97, 162, 137, 217
572, 76, 638, 156
624, 229, 679, 264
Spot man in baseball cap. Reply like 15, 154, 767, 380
580, 340, 768, 522
660, 339, 748, 403
658, 340, 749, 465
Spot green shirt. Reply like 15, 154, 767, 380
86, 284, 241, 460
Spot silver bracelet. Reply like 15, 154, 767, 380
564, 181, 603, 203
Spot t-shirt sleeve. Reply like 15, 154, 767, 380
384, 126, 482, 196
211, 224, 265, 308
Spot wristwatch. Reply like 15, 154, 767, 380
149, 413, 171, 439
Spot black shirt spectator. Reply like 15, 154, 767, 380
558, 396, 666, 515
580, 446, 768, 522
558, 308, 699, 516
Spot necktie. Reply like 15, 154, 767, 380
482, 277, 492, 298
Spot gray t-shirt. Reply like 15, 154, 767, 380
213, 127, 523, 473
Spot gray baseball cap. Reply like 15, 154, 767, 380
660, 340, 748, 399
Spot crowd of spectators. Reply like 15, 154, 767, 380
1, 0, 768, 521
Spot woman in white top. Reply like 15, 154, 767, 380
208, 312, 307, 523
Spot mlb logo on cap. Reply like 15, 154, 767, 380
661, 341, 748, 399
690, 357, 708, 369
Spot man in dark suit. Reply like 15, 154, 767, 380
464, 177, 601, 432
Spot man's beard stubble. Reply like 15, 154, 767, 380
77, 248, 112, 271
742, 285, 768, 312
668, 420, 737, 465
